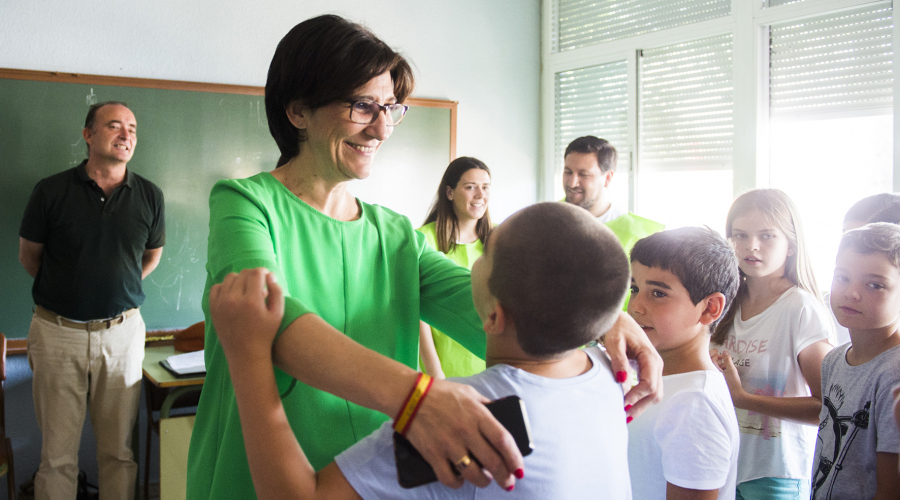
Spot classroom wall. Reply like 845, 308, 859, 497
0, 0, 540, 493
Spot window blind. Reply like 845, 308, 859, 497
639, 33, 734, 170
555, 60, 630, 173
554, 0, 731, 52
769, 3, 893, 118
765, 0, 807, 7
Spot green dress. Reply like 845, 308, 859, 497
417, 222, 487, 378
187, 173, 486, 500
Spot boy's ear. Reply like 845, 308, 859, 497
481, 298, 508, 337
698, 292, 727, 326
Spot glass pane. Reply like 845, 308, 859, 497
639, 34, 734, 170
555, 60, 630, 204
637, 169, 734, 236
769, 114, 893, 289
555, 0, 731, 52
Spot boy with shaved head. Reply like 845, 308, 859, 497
209, 202, 645, 499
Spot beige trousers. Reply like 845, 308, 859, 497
27, 310, 145, 500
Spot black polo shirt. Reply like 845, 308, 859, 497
20, 160, 165, 321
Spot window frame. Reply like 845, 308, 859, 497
540, 0, 900, 207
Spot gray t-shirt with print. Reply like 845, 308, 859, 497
811, 343, 900, 499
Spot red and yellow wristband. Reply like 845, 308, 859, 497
393, 373, 434, 435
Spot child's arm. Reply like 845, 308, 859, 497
715, 340, 832, 425
874, 452, 900, 500
666, 484, 718, 500
210, 268, 361, 500
419, 321, 446, 379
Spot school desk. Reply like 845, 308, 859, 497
142, 345, 204, 500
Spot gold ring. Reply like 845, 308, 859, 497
455, 455, 472, 469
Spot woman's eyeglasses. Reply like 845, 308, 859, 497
347, 100, 409, 125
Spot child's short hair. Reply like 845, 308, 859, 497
631, 227, 739, 329
844, 193, 900, 224
838, 222, 900, 271
868, 202, 900, 225
488, 202, 630, 357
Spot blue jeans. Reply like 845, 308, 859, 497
736, 477, 810, 500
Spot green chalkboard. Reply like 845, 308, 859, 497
0, 69, 456, 338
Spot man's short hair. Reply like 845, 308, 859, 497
564, 136, 618, 173
488, 202, 630, 357
844, 193, 900, 224
84, 101, 129, 131
839, 222, 900, 271
630, 227, 739, 329
84, 101, 129, 155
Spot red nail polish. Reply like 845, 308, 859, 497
615, 370, 627, 383
514, 468, 524, 479
624, 404, 632, 412
506, 484, 515, 492
626, 415, 633, 424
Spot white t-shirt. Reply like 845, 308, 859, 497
335, 347, 632, 499
628, 370, 740, 500
596, 202, 628, 224
711, 286, 833, 484
822, 291, 851, 346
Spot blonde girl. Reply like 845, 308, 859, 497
711, 189, 833, 500
418, 157, 492, 378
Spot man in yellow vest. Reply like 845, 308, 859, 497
562, 136, 663, 256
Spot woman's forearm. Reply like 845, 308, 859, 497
273, 313, 417, 418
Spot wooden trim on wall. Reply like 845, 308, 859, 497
0, 68, 459, 158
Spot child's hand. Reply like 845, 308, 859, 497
712, 350, 746, 407
209, 268, 284, 361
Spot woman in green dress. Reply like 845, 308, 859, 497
187, 14, 664, 500
419, 157, 493, 378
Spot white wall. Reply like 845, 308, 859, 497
0, 0, 540, 220
0, 1, 540, 491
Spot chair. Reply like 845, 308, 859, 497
0, 332, 15, 500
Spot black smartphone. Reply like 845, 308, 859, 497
394, 395, 534, 489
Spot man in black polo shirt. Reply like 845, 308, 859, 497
19, 101, 165, 500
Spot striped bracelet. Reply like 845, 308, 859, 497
393, 373, 434, 435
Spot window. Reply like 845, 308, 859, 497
553, 0, 731, 52
543, 0, 896, 277
555, 60, 630, 208
638, 34, 734, 233
768, 3, 893, 286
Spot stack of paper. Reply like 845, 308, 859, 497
160, 350, 206, 377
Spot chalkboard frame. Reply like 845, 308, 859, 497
1, 68, 458, 354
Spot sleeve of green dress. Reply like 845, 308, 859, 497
415, 230, 486, 360
207, 179, 312, 335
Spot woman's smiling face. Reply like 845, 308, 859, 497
300, 71, 396, 182
448, 168, 491, 222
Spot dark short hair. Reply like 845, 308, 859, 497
839, 222, 900, 271
83, 101, 129, 154
868, 202, 900, 225
845, 193, 900, 224
563, 136, 618, 173
265, 15, 415, 165
631, 227, 739, 329
423, 157, 492, 254
488, 202, 630, 357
